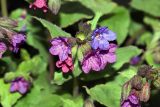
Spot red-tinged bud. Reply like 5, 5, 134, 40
48, 0, 61, 15
0, 17, 17, 29
83, 99, 95, 107
121, 81, 132, 102
153, 77, 160, 88
131, 75, 143, 90
137, 65, 153, 77
140, 82, 150, 102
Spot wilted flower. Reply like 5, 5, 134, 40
0, 42, 7, 58
91, 27, 116, 50
11, 34, 26, 53
49, 37, 71, 61
81, 43, 117, 73
130, 56, 141, 65
29, 0, 48, 12
10, 77, 30, 94
56, 55, 73, 73
121, 94, 141, 107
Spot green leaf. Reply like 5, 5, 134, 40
15, 71, 61, 107
33, 17, 71, 37
144, 16, 160, 32
52, 72, 72, 85
17, 56, 47, 75
129, 21, 143, 37
78, 0, 117, 15
58, 1, 92, 28
99, 7, 130, 45
113, 46, 142, 70
14, 85, 61, 107
61, 96, 83, 107
20, 49, 31, 61
0, 79, 22, 107
136, 32, 152, 46
130, 0, 160, 17
27, 32, 49, 61
85, 67, 137, 107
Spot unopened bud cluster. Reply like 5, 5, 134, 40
121, 65, 160, 107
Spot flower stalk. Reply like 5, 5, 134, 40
1, 0, 8, 17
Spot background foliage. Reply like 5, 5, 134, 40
0, 0, 160, 107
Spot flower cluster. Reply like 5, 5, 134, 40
0, 18, 26, 58
10, 77, 31, 94
49, 26, 117, 73
49, 37, 73, 73
120, 65, 160, 107
81, 27, 117, 73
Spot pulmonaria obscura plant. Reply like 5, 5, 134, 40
49, 25, 117, 73
1, 0, 160, 107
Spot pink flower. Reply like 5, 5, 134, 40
29, 0, 48, 12
56, 56, 74, 73
81, 43, 117, 73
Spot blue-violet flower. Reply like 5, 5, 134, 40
91, 27, 116, 50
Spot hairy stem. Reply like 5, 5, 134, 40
1, 0, 8, 17
90, 12, 102, 30
73, 77, 79, 97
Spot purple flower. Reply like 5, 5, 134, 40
121, 94, 141, 107
81, 43, 117, 73
11, 34, 26, 53
10, 77, 30, 94
0, 42, 7, 58
49, 37, 71, 61
91, 27, 116, 50
130, 56, 140, 65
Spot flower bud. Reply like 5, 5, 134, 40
140, 82, 150, 102
153, 77, 160, 88
78, 42, 91, 62
153, 46, 160, 64
131, 75, 143, 90
48, 0, 61, 15
83, 99, 95, 107
137, 65, 152, 77
121, 81, 132, 102
78, 22, 91, 36
0, 17, 17, 29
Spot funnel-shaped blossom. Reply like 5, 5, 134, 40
10, 77, 30, 94
121, 94, 141, 107
11, 34, 26, 53
91, 27, 116, 50
29, 0, 48, 12
81, 43, 117, 73
49, 37, 71, 61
